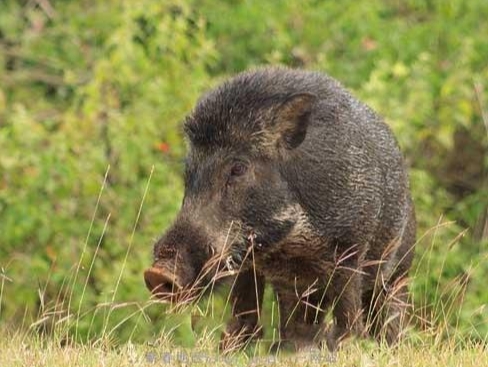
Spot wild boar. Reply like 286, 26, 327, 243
144, 67, 416, 353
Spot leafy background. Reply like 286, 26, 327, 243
0, 0, 486, 347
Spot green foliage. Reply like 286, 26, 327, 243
0, 0, 215, 342
0, 0, 487, 346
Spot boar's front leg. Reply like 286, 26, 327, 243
326, 263, 366, 352
271, 287, 328, 353
219, 268, 265, 353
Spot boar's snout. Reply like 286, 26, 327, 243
144, 265, 183, 301
145, 220, 216, 302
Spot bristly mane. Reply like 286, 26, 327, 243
183, 67, 326, 150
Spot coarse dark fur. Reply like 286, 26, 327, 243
144, 67, 416, 353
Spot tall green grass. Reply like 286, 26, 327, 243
1, 171, 486, 358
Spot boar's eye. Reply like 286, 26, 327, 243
230, 162, 247, 178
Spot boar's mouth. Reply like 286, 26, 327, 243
144, 266, 183, 302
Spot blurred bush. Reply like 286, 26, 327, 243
0, 0, 487, 344
0, 0, 216, 343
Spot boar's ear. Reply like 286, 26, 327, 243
271, 93, 316, 150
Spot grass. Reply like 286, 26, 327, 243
1, 222, 487, 367
0, 328, 487, 367
1, 169, 486, 366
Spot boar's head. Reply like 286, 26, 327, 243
144, 69, 317, 302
